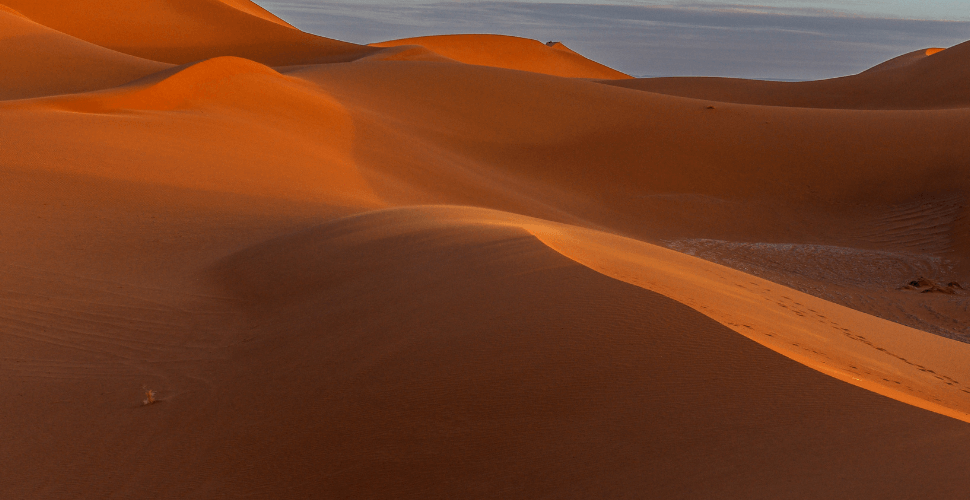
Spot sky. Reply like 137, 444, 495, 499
255, 1, 970, 79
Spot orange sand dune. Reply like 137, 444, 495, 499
372, 34, 630, 79
0, 0, 375, 65
605, 40, 969, 109
4, 188, 970, 496
287, 60, 970, 267
0, 7, 169, 100
2, 57, 380, 206
203, 207, 970, 497
6, 51, 970, 341
862, 47, 944, 73
4, 1, 970, 496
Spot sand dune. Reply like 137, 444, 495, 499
204, 207, 970, 497
0, 0, 374, 65
287, 60, 970, 279
1, 56, 380, 206
606, 40, 970, 109
372, 35, 630, 79
4, 1, 970, 497
862, 47, 944, 73
0, 7, 168, 100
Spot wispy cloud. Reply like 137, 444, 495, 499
257, 1, 970, 80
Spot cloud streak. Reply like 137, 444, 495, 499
257, 1, 970, 79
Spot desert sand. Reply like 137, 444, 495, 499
2, 1, 970, 498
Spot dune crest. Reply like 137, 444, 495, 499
5, 0, 970, 495
2, 57, 381, 206
372, 34, 630, 79
198, 205, 970, 497
47, 56, 291, 112
605, 40, 970, 109
358, 44, 460, 63
216, 0, 296, 28
0, 7, 169, 100
0, 3, 25, 18
0, 0, 375, 65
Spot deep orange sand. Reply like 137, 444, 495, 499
3, 1, 970, 497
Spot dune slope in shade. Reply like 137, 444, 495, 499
201, 207, 970, 498
605, 40, 970, 109
7, 192, 970, 497
5, 1, 970, 495
372, 35, 630, 79
0, 7, 169, 100
290, 61, 970, 279
1, 57, 381, 206
0, 0, 375, 65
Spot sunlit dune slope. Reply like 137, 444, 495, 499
371, 35, 630, 79
201, 206, 970, 498
285, 58, 970, 335
604, 40, 970, 109
0, 57, 381, 206
5, 17, 970, 496
0, 0, 375, 65
5, 187, 970, 497
358, 44, 460, 63
0, 7, 169, 100
287, 60, 970, 268
6, 50, 970, 325
290, 60, 970, 208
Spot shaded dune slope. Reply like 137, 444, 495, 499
0, 0, 375, 65
1, 57, 381, 206
203, 207, 970, 498
605, 41, 970, 109
5, 195, 970, 497
6, 53, 970, 335
288, 59, 970, 338
372, 35, 630, 79
5, 7, 970, 496
0, 7, 169, 100
289, 60, 970, 265
862, 47, 946, 73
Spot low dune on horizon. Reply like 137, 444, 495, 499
3, 1, 970, 497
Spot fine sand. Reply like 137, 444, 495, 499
3, 1, 970, 498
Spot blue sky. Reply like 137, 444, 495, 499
256, 1, 970, 79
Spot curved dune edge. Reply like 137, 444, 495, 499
387, 206, 970, 422
531, 226, 970, 423
0, 3, 26, 18
371, 34, 631, 79
0, 0, 374, 65
1, 56, 383, 207
0, 7, 170, 100
604, 40, 970, 109
216, 0, 296, 28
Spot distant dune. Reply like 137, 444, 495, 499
3, 0, 970, 497
0, 0, 375, 64
372, 34, 631, 79
605, 40, 970, 109
0, 7, 169, 99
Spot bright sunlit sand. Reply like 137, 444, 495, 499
2, 1, 970, 498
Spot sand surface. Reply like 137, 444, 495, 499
606, 41, 970, 109
3, 0, 970, 497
